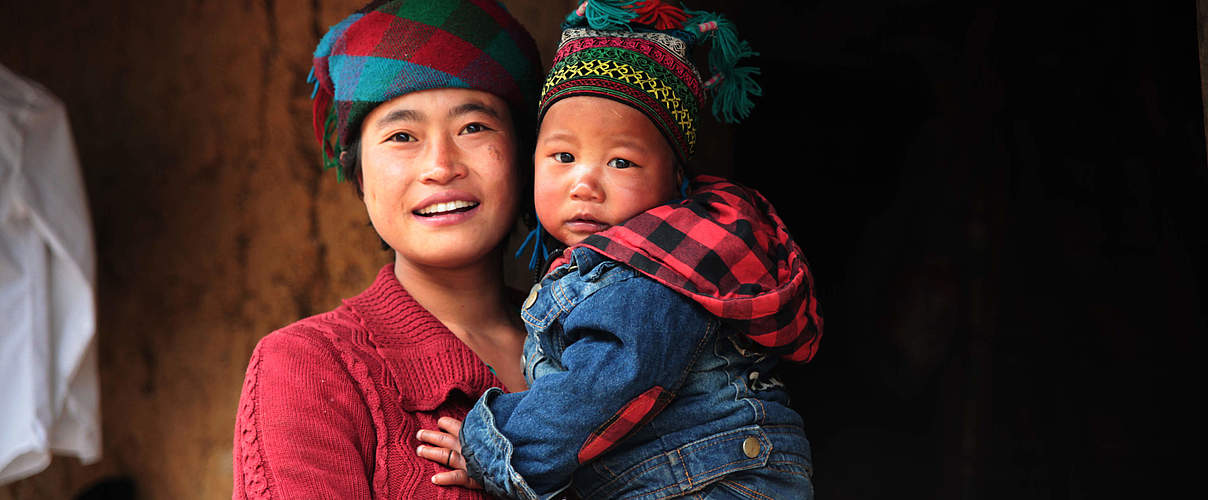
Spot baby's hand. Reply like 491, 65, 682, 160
417, 416, 482, 489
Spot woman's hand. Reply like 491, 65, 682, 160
417, 417, 482, 489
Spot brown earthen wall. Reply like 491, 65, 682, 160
0, 1, 573, 498
3, 1, 1203, 499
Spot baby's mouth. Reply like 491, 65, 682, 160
567, 216, 610, 232
414, 200, 479, 217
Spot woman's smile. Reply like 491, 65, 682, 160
414, 200, 479, 216
412, 190, 483, 226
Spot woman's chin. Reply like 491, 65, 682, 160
389, 234, 506, 271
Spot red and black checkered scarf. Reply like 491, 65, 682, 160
554, 175, 823, 363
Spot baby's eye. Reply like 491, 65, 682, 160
388, 132, 414, 143
607, 158, 634, 169
554, 152, 575, 163
461, 123, 489, 134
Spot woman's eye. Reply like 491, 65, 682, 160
461, 123, 488, 134
554, 152, 575, 163
607, 158, 634, 169
388, 132, 414, 143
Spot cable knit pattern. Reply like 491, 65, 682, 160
235, 348, 272, 500
232, 265, 503, 500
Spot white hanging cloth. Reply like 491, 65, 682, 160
0, 63, 100, 485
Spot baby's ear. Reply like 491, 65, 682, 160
674, 166, 688, 199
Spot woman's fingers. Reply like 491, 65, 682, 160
416, 444, 457, 466
436, 416, 464, 437
417, 422, 480, 489
416, 428, 459, 450
431, 469, 482, 489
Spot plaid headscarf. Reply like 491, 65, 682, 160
551, 176, 823, 363
309, 0, 542, 179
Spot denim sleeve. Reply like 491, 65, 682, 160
460, 276, 714, 499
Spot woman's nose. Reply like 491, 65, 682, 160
419, 135, 466, 184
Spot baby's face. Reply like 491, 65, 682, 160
534, 96, 678, 246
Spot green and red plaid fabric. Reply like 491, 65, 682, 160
309, 0, 541, 178
562, 175, 823, 363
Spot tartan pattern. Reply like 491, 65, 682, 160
572, 176, 823, 362
310, 0, 541, 176
539, 27, 704, 162
577, 386, 673, 464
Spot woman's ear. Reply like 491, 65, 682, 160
339, 146, 366, 199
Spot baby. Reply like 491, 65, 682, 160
419, 2, 823, 498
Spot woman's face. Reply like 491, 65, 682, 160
358, 88, 519, 270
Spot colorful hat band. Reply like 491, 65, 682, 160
539, 28, 703, 161
537, 1, 762, 162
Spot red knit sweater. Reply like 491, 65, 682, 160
232, 265, 503, 499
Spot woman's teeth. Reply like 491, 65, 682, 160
415, 200, 478, 216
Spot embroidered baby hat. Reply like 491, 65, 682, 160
309, 0, 542, 180
538, 0, 762, 163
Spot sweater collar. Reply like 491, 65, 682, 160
344, 264, 505, 411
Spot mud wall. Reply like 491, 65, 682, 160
2, 1, 1204, 499
0, 1, 569, 498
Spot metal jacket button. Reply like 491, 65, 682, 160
742, 436, 761, 458
524, 283, 541, 309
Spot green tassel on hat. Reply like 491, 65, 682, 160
550, 0, 763, 160
321, 107, 343, 180
685, 8, 762, 123
708, 64, 762, 124
569, 0, 640, 31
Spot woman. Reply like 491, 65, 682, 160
231, 1, 542, 498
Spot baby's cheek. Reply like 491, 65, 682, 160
533, 188, 558, 227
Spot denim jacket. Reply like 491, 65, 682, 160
460, 248, 814, 499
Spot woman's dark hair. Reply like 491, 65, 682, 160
337, 139, 390, 250
338, 138, 365, 197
